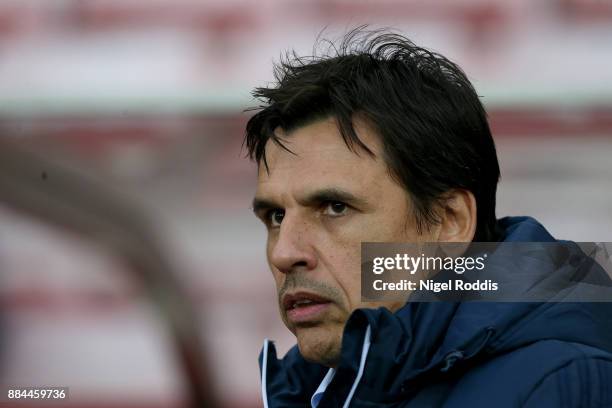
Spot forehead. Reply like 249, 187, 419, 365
256, 117, 389, 194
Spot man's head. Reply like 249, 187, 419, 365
245, 28, 500, 367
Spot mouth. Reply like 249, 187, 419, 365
282, 291, 333, 324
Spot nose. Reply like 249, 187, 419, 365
269, 214, 317, 274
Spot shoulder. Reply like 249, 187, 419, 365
521, 353, 612, 407
443, 340, 612, 408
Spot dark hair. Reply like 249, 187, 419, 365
244, 27, 500, 242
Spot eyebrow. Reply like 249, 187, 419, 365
252, 187, 368, 215
251, 197, 279, 215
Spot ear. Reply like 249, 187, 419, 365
436, 189, 477, 242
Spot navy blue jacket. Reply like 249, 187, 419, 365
259, 217, 612, 407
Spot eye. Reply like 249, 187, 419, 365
323, 201, 348, 216
266, 209, 285, 227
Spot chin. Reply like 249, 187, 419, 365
295, 325, 342, 367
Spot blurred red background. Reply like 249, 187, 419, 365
0, 1, 611, 407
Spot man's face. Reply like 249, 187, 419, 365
253, 117, 434, 367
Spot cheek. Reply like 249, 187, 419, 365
324, 242, 363, 309
265, 240, 283, 288
324, 211, 415, 310
268, 264, 284, 289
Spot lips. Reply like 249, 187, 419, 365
282, 291, 332, 323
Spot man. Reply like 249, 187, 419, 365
244, 28, 612, 407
